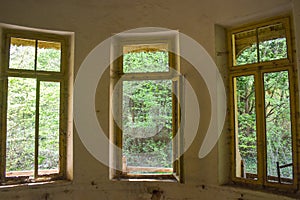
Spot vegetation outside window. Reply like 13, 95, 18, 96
110, 35, 183, 182
228, 17, 298, 188
0, 30, 70, 184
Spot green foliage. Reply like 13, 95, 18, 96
6, 78, 36, 171
259, 38, 287, 62
123, 51, 168, 73
236, 45, 258, 65
264, 71, 292, 178
37, 48, 61, 71
122, 51, 173, 169
6, 44, 61, 173
236, 38, 287, 65
9, 44, 35, 70
38, 82, 60, 170
235, 75, 257, 174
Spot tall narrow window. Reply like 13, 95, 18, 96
110, 37, 182, 181
0, 30, 70, 184
229, 17, 297, 188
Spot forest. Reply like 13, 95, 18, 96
122, 51, 173, 170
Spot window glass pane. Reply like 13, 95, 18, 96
123, 44, 169, 73
264, 71, 293, 184
233, 29, 258, 66
6, 77, 36, 177
122, 80, 173, 174
258, 23, 287, 62
234, 75, 258, 179
38, 81, 60, 175
9, 37, 35, 70
37, 40, 61, 72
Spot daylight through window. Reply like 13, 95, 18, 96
229, 17, 297, 188
110, 39, 182, 181
0, 30, 70, 184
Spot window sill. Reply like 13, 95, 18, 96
224, 182, 299, 199
112, 178, 178, 183
111, 174, 181, 183
0, 180, 72, 191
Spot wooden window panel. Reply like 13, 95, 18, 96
228, 16, 298, 190
0, 29, 70, 185
110, 36, 182, 182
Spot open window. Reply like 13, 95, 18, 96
109, 32, 183, 182
0, 29, 71, 184
229, 17, 297, 188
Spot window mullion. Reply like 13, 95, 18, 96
288, 68, 299, 188
255, 71, 267, 185
172, 77, 179, 179
256, 28, 260, 63
118, 80, 123, 176
59, 80, 66, 177
0, 78, 8, 182
173, 75, 184, 183
34, 40, 38, 71
0, 36, 10, 182
34, 40, 39, 179
34, 79, 40, 179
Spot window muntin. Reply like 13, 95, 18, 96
229, 17, 297, 188
110, 40, 182, 181
1, 31, 68, 184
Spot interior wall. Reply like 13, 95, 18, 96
215, 24, 230, 185
0, 0, 299, 199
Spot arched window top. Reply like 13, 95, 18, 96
230, 18, 290, 67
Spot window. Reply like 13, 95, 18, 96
0, 29, 71, 184
110, 34, 183, 182
229, 17, 298, 188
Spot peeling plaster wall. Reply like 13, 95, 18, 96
0, 0, 299, 199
